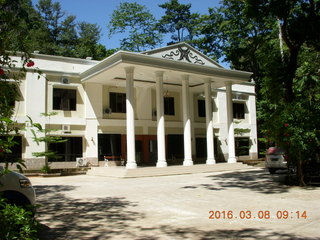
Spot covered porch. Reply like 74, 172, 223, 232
81, 43, 252, 169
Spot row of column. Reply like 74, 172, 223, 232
124, 67, 236, 169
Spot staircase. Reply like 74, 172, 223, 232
86, 163, 256, 178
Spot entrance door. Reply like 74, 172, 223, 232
98, 134, 122, 161
135, 140, 142, 165
149, 139, 157, 165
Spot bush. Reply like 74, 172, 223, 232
0, 197, 40, 240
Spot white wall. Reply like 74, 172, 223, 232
10, 54, 258, 168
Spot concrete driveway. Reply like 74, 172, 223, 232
30, 168, 320, 240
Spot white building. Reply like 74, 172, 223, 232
5, 43, 257, 170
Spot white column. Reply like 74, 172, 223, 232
84, 83, 102, 166
125, 67, 137, 169
182, 75, 193, 166
205, 79, 216, 164
25, 72, 46, 160
226, 82, 237, 163
155, 71, 167, 167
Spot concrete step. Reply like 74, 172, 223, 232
86, 163, 255, 178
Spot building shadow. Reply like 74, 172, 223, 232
34, 185, 144, 240
154, 225, 319, 240
182, 169, 291, 194
207, 169, 291, 194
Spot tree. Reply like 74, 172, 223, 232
245, 0, 320, 186
198, 0, 320, 186
245, 0, 320, 102
76, 22, 107, 60
36, 0, 65, 54
108, 2, 162, 51
157, 0, 200, 44
0, 0, 37, 171
35, 0, 108, 60
57, 15, 78, 57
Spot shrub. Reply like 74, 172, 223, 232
0, 197, 40, 240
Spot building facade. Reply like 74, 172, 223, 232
4, 43, 257, 170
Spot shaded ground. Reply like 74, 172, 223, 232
31, 168, 320, 240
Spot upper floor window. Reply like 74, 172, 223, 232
164, 96, 175, 115
233, 102, 245, 119
110, 92, 126, 113
198, 99, 206, 117
53, 88, 76, 111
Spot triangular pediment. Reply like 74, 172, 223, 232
142, 42, 222, 68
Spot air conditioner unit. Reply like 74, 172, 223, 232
76, 158, 88, 167
61, 77, 70, 84
62, 124, 71, 133
104, 108, 112, 114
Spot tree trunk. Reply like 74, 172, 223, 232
296, 150, 306, 187
284, 47, 299, 102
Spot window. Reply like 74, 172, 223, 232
235, 137, 250, 156
198, 99, 206, 117
48, 137, 82, 162
110, 92, 126, 113
233, 102, 245, 119
164, 97, 175, 115
53, 88, 76, 111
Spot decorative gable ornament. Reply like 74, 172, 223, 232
142, 42, 222, 68
162, 46, 205, 65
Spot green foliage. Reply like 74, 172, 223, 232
108, 2, 162, 51
0, 197, 40, 240
76, 22, 107, 60
196, 0, 320, 185
40, 164, 51, 173
157, 0, 200, 44
27, 113, 67, 165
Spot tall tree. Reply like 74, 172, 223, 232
36, 0, 65, 54
108, 2, 162, 52
57, 15, 78, 57
36, 0, 64, 42
245, 0, 320, 102
0, 0, 37, 170
76, 22, 107, 60
157, 0, 200, 44
199, 0, 320, 186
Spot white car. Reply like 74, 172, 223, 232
0, 166, 36, 213
265, 147, 287, 174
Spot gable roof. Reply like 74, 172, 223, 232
142, 42, 223, 68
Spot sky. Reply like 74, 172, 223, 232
31, 0, 222, 49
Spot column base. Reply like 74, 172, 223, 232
206, 158, 216, 165
228, 157, 237, 163
126, 162, 137, 169
183, 159, 193, 166
156, 161, 167, 167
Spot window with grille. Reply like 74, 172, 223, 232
233, 102, 245, 119
198, 99, 206, 117
53, 88, 76, 111
164, 97, 175, 115
110, 92, 126, 113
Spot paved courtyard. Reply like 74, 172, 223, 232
30, 168, 320, 240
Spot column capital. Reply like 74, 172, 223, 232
125, 66, 135, 74
155, 71, 164, 78
225, 81, 233, 87
204, 78, 212, 84
182, 74, 189, 81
